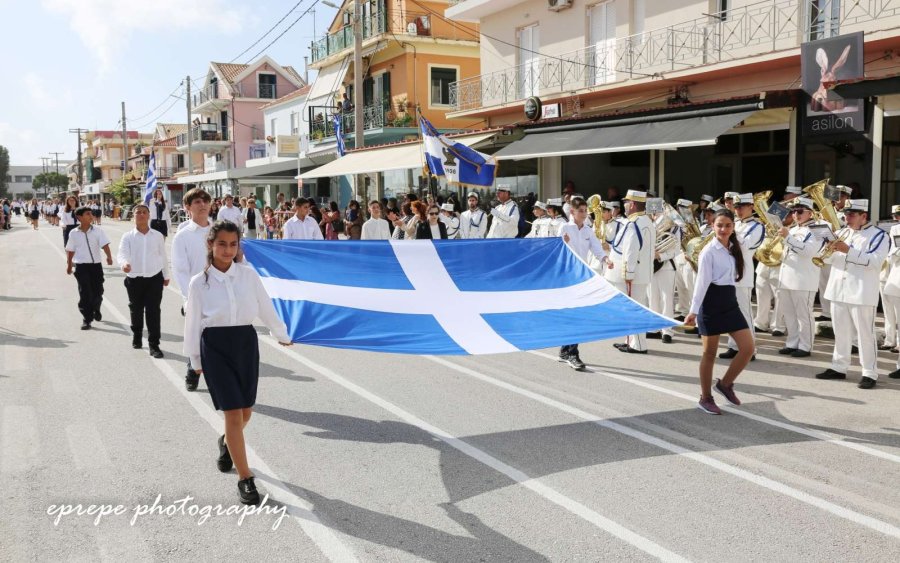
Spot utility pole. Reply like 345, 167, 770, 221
49, 152, 64, 174
185, 76, 193, 174
353, 0, 365, 201
69, 128, 86, 193
121, 101, 128, 205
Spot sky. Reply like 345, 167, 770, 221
0, 0, 337, 165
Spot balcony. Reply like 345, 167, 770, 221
449, 0, 900, 113
308, 103, 390, 143
175, 124, 230, 152
310, 7, 387, 63
258, 83, 276, 99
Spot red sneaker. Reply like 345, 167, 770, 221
714, 379, 741, 406
697, 396, 722, 415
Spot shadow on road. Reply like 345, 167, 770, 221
0, 328, 75, 349
0, 296, 51, 303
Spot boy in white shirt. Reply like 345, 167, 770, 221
65, 207, 113, 330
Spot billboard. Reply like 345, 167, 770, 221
801, 32, 865, 136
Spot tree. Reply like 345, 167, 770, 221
32, 172, 69, 196
0, 145, 9, 198
107, 177, 133, 205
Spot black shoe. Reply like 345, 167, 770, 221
81, 321, 91, 330
618, 346, 647, 354
815, 368, 847, 380
851, 345, 859, 355
646, 332, 662, 339
718, 348, 738, 359
878, 344, 894, 351
858, 376, 876, 389
613, 343, 628, 351
238, 477, 260, 505
771, 330, 785, 337
815, 315, 831, 322
217, 435, 233, 472
132, 341, 142, 349
149, 346, 164, 359
892, 347, 899, 354
888, 368, 900, 379
751, 354, 757, 361
557, 354, 569, 363
566, 355, 586, 370
778, 347, 797, 355
754, 326, 769, 333
790, 350, 811, 358
674, 315, 685, 322
662, 334, 673, 344
185, 369, 200, 391
93, 310, 102, 322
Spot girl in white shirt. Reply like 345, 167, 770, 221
183, 221, 292, 505
685, 209, 753, 415
60, 195, 79, 247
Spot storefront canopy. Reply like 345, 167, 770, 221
306, 57, 350, 110
298, 133, 495, 179
493, 109, 758, 161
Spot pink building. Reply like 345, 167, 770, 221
178, 55, 306, 194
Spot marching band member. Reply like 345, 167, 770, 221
612, 190, 655, 354
753, 187, 800, 335
816, 200, 888, 389
818, 185, 853, 321
545, 198, 568, 237
674, 198, 695, 319
558, 197, 611, 370
600, 200, 623, 251
439, 203, 461, 239
723, 191, 738, 212
880, 204, 900, 353
776, 197, 823, 358
525, 201, 549, 238
459, 192, 487, 239
486, 184, 519, 239
648, 206, 681, 343
720, 193, 764, 360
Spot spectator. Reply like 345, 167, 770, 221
263, 206, 276, 240
391, 203, 414, 240
242, 198, 260, 239
283, 197, 324, 240
361, 200, 391, 240
345, 200, 363, 240
416, 204, 448, 240
320, 201, 342, 240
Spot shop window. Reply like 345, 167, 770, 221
715, 134, 739, 155
610, 151, 650, 167
773, 129, 790, 152
743, 131, 771, 153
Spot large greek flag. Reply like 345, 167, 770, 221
242, 238, 676, 355
142, 152, 157, 205
420, 114, 496, 188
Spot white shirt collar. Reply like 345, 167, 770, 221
207, 262, 239, 282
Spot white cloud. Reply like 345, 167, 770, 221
23, 72, 73, 110
0, 122, 42, 165
42, 0, 245, 72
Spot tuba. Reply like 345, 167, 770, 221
752, 190, 785, 267
685, 232, 714, 271
655, 203, 683, 255
805, 179, 850, 267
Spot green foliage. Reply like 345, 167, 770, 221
0, 145, 9, 197
107, 178, 132, 205
32, 172, 68, 194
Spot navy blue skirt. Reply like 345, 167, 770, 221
200, 325, 260, 411
698, 283, 748, 336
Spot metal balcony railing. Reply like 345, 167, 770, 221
310, 7, 388, 63
193, 83, 219, 108
175, 124, 229, 147
449, 0, 900, 112
258, 83, 276, 99
308, 103, 389, 142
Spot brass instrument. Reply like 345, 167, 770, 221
587, 194, 607, 247
805, 179, 850, 267
685, 232, 715, 271
654, 203, 683, 255
752, 190, 785, 267
680, 207, 702, 251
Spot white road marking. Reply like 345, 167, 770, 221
528, 350, 900, 464
39, 226, 358, 563
1, 406, 40, 474
427, 355, 900, 540
261, 338, 690, 563
65, 424, 112, 469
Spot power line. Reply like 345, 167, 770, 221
229, 0, 308, 63
244, 0, 321, 63
132, 93, 184, 130
129, 82, 185, 122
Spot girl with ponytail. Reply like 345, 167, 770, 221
684, 208, 753, 415
183, 220, 293, 505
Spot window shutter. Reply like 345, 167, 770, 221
381, 71, 391, 111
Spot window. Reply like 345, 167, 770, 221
714, 0, 728, 20
430, 67, 457, 106
258, 73, 277, 99
14, 175, 32, 183
290, 112, 299, 135
270, 118, 277, 137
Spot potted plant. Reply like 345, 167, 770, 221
396, 97, 408, 113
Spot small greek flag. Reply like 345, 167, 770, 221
420, 113, 496, 189
143, 152, 157, 205
334, 113, 346, 157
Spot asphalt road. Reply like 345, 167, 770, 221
1, 214, 898, 562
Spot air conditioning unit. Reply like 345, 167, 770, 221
548, 0, 573, 12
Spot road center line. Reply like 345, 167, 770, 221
426, 354, 900, 540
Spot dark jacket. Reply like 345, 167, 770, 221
415, 219, 448, 240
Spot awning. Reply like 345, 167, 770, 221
306, 57, 350, 110
494, 109, 757, 161
298, 133, 494, 179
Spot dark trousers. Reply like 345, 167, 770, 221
124, 273, 164, 346
63, 225, 76, 247
74, 263, 104, 323
560, 344, 579, 358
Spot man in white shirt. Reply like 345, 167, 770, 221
117, 204, 170, 358
216, 194, 243, 226
818, 199, 889, 389
558, 197, 609, 370
486, 185, 520, 239
459, 192, 487, 239
171, 188, 212, 390
361, 200, 391, 240
612, 190, 655, 354
647, 204, 681, 344
65, 207, 113, 330
283, 197, 324, 240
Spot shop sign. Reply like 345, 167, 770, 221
276, 135, 300, 157
524, 97, 542, 121
542, 103, 561, 119
801, 32, 864, 136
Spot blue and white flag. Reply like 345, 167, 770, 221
143, 152, 157, 205
242, 238, 676, 355
334, 113, 346, 157
420, 114, 496, 189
